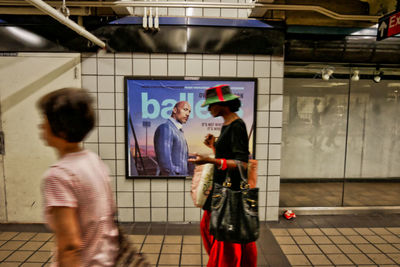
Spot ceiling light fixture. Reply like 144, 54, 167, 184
321, 66, 334, 81
373, 68, 383, 83
351, 69, 360, 81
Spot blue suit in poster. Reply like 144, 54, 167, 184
154, 119, 189, 176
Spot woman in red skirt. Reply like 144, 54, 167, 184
189, 85, 257, 267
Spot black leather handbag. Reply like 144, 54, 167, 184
209, 161, 259, 243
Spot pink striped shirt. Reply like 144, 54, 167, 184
43, 150, 119, 266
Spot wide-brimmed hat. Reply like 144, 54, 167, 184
201, 85, 239, 107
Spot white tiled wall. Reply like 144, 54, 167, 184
81, 52, 284, 222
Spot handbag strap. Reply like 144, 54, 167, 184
222, 160, 249, 189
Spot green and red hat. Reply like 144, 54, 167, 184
201, 85, 239, 107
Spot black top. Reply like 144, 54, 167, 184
203, 118, 249, 210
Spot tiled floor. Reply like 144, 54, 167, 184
1, 213, 400, 266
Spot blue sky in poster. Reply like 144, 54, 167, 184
127, 79, 255, 159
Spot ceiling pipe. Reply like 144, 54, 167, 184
24, 0, 106, 48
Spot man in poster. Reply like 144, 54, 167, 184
154, 101, 191, 176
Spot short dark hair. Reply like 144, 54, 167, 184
216, 98, 241, 112
38, 88, 95, 142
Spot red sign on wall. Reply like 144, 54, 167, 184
377, 10, 400, 41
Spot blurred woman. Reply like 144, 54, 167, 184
38, 88, 118, 266
189, 85, 257, 267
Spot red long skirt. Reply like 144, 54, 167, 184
200, 210, 257, 267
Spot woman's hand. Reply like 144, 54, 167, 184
188, 153, 213, 165
204, 134, 216, 150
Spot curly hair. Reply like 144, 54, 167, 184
215, 98, 241, 112
38, 88, 95, 142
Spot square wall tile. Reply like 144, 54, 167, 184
266, 206, 279, 221
255, 144, 268, 160
269, 111, 282, 127
116, 160, 125, 176
268, 160, 281, 176
220, 60, 237, 77
117, 192, 134, 207
168, 208, 184, 222
185, 208, 201, 221
203, 60, 220, 76
116, 58, 132, 75
168, 192, 184, 207
269, 128, 282, 143
99, 143, 116, 159
258, 78, 270, 94
133, 58, 150, 75
186, 54, 202, 59
98, 93, 115, 109
259, 191, 266, 206
134, 192, 151, 207
115, 76, 124, 93
168, 179, 184, 191
104, 159, 116, 176
152, 208, 167, 221
98, 58, 114, 75
116, 127, 124, 143
254, 61, 270, 78
82, 75, 97, 92
115, 93, 124, 110
83, 143, 98, 154
268, 176, 280, 191
258, 160, 267, 175
151, 59, 168, 76
268, 144, 281, 160
168, 59, 185, 76
271, 61, 284, 78
85, 128, 98, 142
152, 192, 167, 207
116, 176, 133, 192
271, 78, 283, 94
255, 128, 268, 143
267, 191, 279, 207
185, 59, 202, 76
259, 207, 266, 221
81, 57, 97, 75
116, 53, 132, 58
257, 176, 267, 191
116, 110, 124, 126
151, 180, 167, 191
98, 110, 116, 126
133, 53, 150, 59
98, 127, 115, 143
257, 95, 269, 111
118, 208, 134, 222
116, 143, 125, 160
237, 60, 253, 77
98, 76, 115, 92
270, 95, 283, 111
256, 111, 269, 127
135, 208, 151, 222
134, 180, 150, 191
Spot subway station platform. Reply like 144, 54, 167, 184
1, 214, 400, 266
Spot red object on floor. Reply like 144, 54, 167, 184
283, 210, 296, 220
200, 210, 257, 267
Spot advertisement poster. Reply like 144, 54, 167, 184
125, 77, 256, 178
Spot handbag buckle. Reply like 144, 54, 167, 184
240, 182, 249, 190
223, 177, 232, 187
